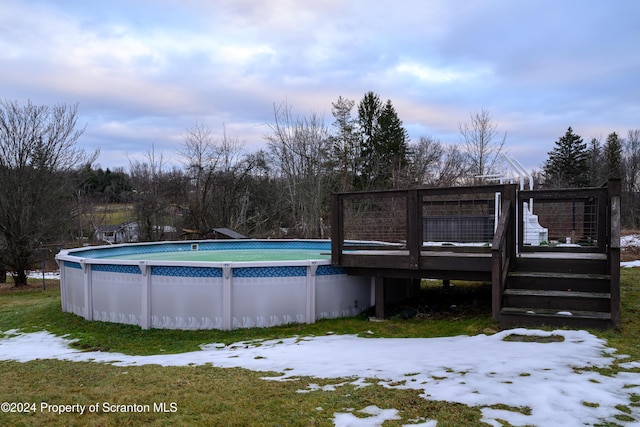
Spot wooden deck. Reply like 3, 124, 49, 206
331, 180, 621, 329
339, 249, 493, 281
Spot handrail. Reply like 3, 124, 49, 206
491, 200, 511, 251
491, 199, 513, 321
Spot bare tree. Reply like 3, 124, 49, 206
624, 130, 640, 192
179, 123, 256, 235
459, 109, 507, 180
330, 96, 360, 192
405, 137, 468, 187
266, 102, 332, 238
623, 129, 640, 227
217, 128, 259, 232
0, 99, 96, 285
179, 122, 219, 232
129, 145, 168, 241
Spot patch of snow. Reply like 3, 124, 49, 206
1, 329, 639, 426
26, 270, 60, 280
619, 361, 640, 369
621, 234, 640, 248
333, 405, 401, 427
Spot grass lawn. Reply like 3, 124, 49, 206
0, 270, 639, 426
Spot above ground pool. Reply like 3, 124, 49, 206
55, 240, 372, 330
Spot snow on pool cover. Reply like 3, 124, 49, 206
1, 328, 639, 426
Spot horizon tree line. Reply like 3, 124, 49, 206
1, 96, 639, 285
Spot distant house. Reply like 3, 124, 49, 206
94, 222, 139, 244
152, 225, 178, 241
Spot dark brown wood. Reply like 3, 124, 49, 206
375, 276, 385, 319
520, 187, 608, 200
503, 288, 611, 312
407, 189, 420, 269
610, 248, 621, 328
505, 184, 517, 264
608, 178, 622, 328
598, 189, 608, 252
330, 181, 620, 329
330, 194, 342, 266
499, 307, 612, 329
342, 266, 492, 282
419, 252, 492, 271
492, 198, 512, 321
515, 253, 607, 274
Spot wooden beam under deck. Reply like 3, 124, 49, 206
339, 250, 493, 279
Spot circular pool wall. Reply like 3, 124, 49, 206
55, 240, 372, 330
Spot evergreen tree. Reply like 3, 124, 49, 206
376, 100, 409, 185
355, 91, 408, 190
586, 137, 603, 186
543, 127, 589, 188
603, 131, 623, 181
356, 91, 383, 189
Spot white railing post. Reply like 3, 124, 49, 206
306, 262, 318, 324
81, 260, 93, 321
139, 261, 151, 329
222, 264, 232, 330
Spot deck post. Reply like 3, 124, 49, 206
491, 190, 515, 323
407, 190, 420, 269
330, 194, 343, 266
505, 184, 517, 263
374, 276, 385, 319
608, 178, 621, 328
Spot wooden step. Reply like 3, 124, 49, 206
499, 306, 612, 329
515, 252, 607, 274
503, 289, 611, 312
507, 271, 611, 293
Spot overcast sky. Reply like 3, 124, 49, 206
2, 0, 639, 172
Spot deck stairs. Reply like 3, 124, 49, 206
331, 179, 621, 329
499, 252, 613, 329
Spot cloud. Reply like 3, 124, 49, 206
393, 61, 493, 85
1, 0, 639, 172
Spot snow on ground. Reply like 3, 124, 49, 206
6, 236, 640, 425
26, 271, 60, 280
622, 234, 640, 248
1, 328, 640, 426
622, 260, 640, 268
621, 234, 640, 267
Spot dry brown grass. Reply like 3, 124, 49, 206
622, 245, 640, 262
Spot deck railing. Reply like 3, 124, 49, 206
491, 189, 516, 321
330, 180, 620, 327
518, 186, 608, 252
331, 184, 517, 268
516, 179, 620, 327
